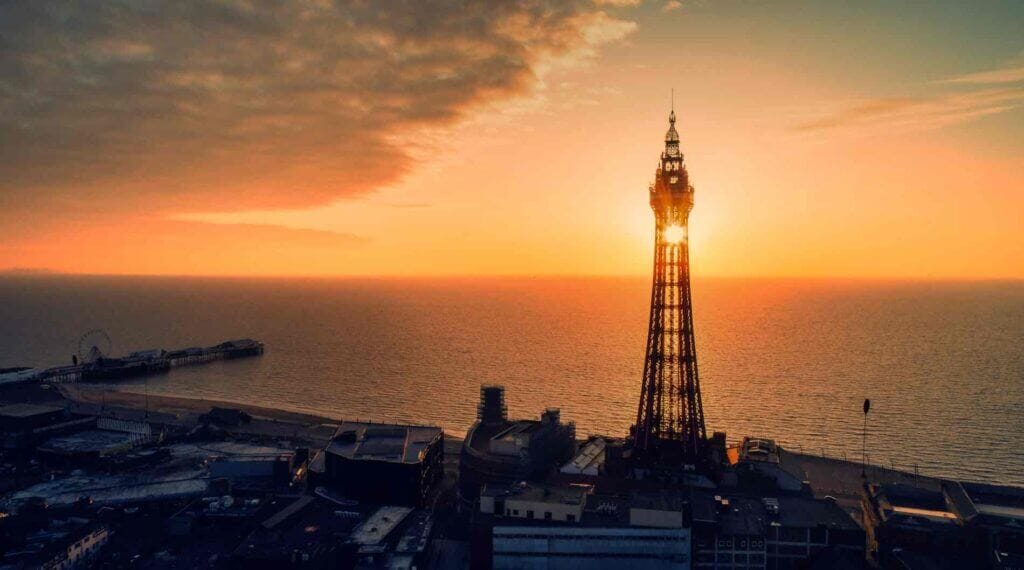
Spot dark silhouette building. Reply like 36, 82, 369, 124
863, 481, 1024, 569
460, 385, 576, 503
319, 421, 443, 507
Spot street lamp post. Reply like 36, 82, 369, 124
862, 398, 871, 478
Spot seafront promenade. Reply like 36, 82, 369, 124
59, 384, 939, 521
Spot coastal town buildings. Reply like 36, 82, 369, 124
459, 385, 576, 502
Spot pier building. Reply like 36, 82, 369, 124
11, 337, 267, 385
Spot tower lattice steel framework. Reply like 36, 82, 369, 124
631, 107, 707, 466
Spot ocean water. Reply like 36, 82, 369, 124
0, 275, 1021, 486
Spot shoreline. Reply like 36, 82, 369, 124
58, 384, 466, 447
62, 384, 343, 427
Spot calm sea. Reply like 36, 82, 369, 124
1, 276, 1021, 486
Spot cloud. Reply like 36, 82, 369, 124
662, 1, 683, 12
0, 1, 635, 223
0, 267, 56, 275
941, 65, 1024, 85
794, 58, 1024, 136
794, 89, 1024, 134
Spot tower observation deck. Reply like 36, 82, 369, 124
630, 107, 708, 468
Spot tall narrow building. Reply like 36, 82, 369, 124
631, 107, 708, 468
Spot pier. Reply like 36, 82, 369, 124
4, 338, 264, 385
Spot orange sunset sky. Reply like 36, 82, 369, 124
2, 1, 1022, 279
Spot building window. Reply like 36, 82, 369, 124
544, 512, 552, 521
527, 510, 534, 519
566, 514, 576, 522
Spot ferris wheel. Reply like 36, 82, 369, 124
77, 329, 113, 364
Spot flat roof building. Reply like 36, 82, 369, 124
946, 481, 1024, 568
0, 404, 94, 451
691, 492, 864, 570
38, 430, 139, 459
232, 495, 360, 567
863, 482, 982, 568
474, 482, 693, 570
319, 421, 444, 507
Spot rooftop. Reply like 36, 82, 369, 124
326, 421, 441, 465
234, 496, 360, 562
216, 338, 262, 349
870, 483, 960, 527
491, 421, 541, 441
38, 430, 137, 455
775, 496, 860, 530
715, 495, 768, 536
561, 437, 606, 474
483, 482, 588, 506
169, 441, 294, 460
629, 489, 691, 513
945, 480, 1024, 527
0, 403, 64, 418
350, 506, 414, 546
394, 511, 433, 554
738, 437, 781, 464
6, 466, 208, 509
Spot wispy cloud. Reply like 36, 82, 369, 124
662, 1, 683, 13
940, 66, 1024, 85
0, 267, 56, 275
795, 89, 1024, 133
794, 60, 1024, 135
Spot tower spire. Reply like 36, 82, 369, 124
632, 101, 706, 469
664, 100, 681, 157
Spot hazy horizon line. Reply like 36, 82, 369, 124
2, 269, 1022, 283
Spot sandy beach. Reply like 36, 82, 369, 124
60, 384, 341, 427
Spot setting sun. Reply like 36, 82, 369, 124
663, 224, 686, 244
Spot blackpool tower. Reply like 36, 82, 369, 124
631, 107, 708, 468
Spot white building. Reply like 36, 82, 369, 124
43, 525, 110, 570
